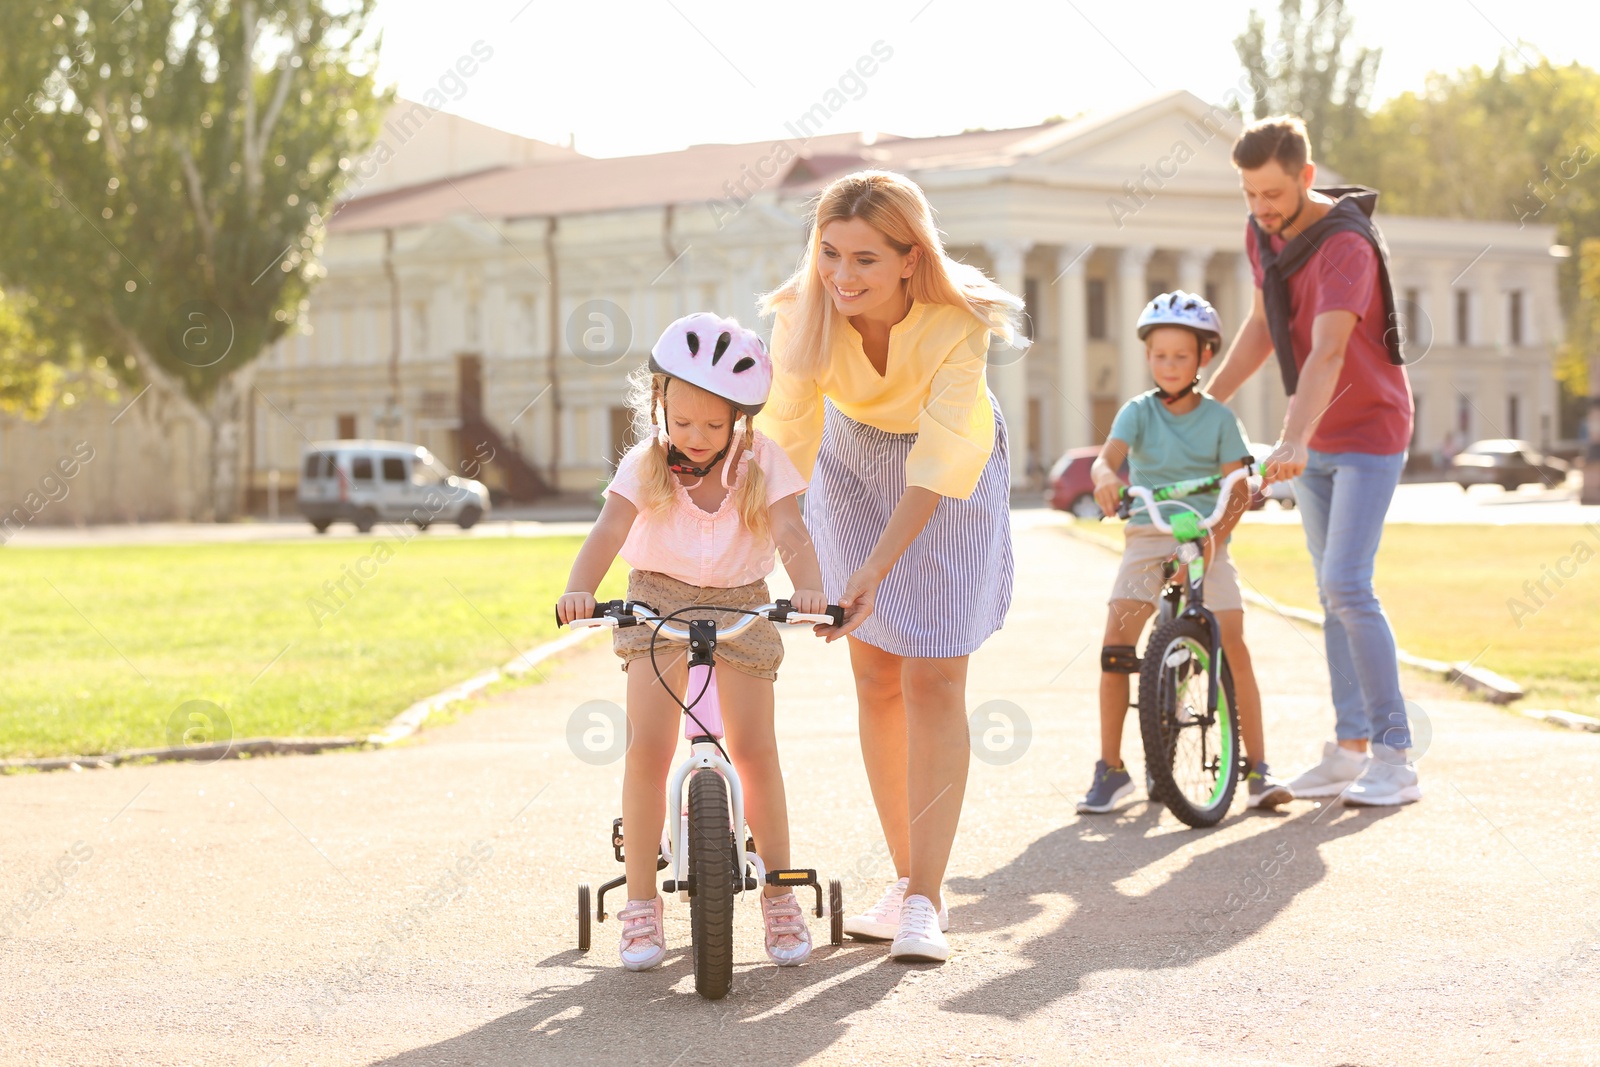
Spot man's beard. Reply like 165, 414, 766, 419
1258, 188, 1308, 236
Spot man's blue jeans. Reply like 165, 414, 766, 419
1295, 449, 1410, 748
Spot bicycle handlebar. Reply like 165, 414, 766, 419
560, 598, 845, 638
1115, 458, 1258, 534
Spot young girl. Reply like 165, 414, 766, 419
556, 311, 830, 971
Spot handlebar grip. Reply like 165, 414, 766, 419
827, 605, 845, 628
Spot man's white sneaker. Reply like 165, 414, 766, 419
888, 893, 948, 962
1287, 741, 1370, 798
842, 876, 949, 941
1344, 746, 1422, 806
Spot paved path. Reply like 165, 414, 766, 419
3, 513, 1597, 1066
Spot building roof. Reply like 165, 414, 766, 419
327, 119, 1070, 233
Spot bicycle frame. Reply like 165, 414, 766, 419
1121, 461, 1257, 714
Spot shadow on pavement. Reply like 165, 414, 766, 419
942, 802, 1397, 1019
365, 935, 916, 1067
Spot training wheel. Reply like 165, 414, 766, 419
577, 883, 591, 952
829, 879, 844, 946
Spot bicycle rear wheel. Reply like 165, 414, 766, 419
688, 769, 736, 999
1138, 615, 1240, 828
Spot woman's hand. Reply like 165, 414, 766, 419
828, 565, 884, 642
556, 591, 596, 626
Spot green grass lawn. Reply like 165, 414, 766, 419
1076, 519, 1600, 715
2, 535, 625, 760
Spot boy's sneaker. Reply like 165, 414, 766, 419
1076, 759, 1135, 814
760, 891, 812, 966
1286, 741, 1369, 798
888, 893, 949, 962
1245, 762, 1293, 809
1344, 745, 1422, 806
842, 876, 949, 941
617, 895, 666, 971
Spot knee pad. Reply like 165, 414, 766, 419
1101, 644, 1139, 674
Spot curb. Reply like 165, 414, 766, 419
1051, 520, 1598, 730
0, 626, 606, 774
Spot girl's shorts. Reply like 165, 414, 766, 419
612, 570, 784, 682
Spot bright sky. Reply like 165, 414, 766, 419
369, 0, 1600, 158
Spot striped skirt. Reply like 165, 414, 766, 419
806, 397, 1014, 658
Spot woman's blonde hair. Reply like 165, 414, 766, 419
624, 364, 770, 542
759, 169, 1028, 379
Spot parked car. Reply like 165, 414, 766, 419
298, 440, 491, 533
1247, 442, 1297, 510
1448, 439, 1570, 491
1046, 446, 1125, 519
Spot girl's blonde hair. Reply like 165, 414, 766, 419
758, 169, 1028, 379
624, 364, 770, 542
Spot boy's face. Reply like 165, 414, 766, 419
1144, 326, 1208, 393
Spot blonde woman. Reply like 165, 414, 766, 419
757, 170, 1024, 962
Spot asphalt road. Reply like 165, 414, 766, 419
2, 512, 1597, 1066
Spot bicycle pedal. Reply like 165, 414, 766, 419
764, 868, 818, 888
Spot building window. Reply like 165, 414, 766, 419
1023, 278, 1038, 343
1147, 279, 1168, 300
1402, 287, 1426, 348
1455, 289, 1471, 345
1087, 279, 1107, 339
1204, 282, 1219, 310
337, 413, 357, 439
1508, 290, 1525, 345
1507, 394, 1521, 439
1456, 393, 1472, 436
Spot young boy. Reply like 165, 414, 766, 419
1077, 290, 1292, 814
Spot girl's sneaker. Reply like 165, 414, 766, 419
617, 895, 666, 971
888, 893, 948, 962
842, 876, 950, 940
760, 891, 812, 966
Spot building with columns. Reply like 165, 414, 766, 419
1, 92, 1564, 521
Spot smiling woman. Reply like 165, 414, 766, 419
755, 169, 1026, 963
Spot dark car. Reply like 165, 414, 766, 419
1046, 446, 1125, 519
1448, 439, 1570, 491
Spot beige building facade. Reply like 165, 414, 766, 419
1, 92, 1564, 523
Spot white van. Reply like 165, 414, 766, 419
297, 440, 491, 533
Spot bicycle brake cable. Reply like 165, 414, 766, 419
646, 603, 764, 764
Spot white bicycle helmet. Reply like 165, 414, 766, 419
1136, 290, 1223, 355
648, 312, 771, 417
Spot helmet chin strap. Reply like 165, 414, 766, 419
1156, 379, 1200, 406
665, 440, 730, 480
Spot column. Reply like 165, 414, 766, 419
1116, 244, 1154, 400
1054, 242, 1094, 449
1231, 251, 1269, 440
984, 238, 1032, 485
1176, 246, 1213, 299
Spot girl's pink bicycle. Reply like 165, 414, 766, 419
564, 598, 846, 999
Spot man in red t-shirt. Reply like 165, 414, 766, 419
1208, 116, 1421, 808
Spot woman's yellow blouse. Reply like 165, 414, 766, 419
757, 301, 996, 500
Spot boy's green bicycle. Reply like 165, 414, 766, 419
1116, 460, 1257, 828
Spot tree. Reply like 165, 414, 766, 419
1234, 0, 1382, 168
0, 1, 387, 519
1333, 56, 1600, 435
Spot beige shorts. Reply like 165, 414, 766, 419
613, 570, 784, 682
1109, 524, 1243, 612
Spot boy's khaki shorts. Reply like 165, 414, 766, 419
1109, 524, 1243, 612
613, 569, 784, 681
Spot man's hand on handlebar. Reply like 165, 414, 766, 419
555, 591, 597, 627
1263, 438, 1307, 484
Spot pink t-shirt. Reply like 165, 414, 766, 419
1247, 224, 1413, 455
605, 429, 809, 589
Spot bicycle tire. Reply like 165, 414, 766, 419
688, 769, 736, 999
577, 883, 591, 952
829, 879, 844, 946
1138, 615, 1240, 828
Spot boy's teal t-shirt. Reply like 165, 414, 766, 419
1108, 390, 1251, 527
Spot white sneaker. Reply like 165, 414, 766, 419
1287, 741, 1370, 798
889, 894, 949, 962
1344, 745, 1422, 806
842, 876, 949, 941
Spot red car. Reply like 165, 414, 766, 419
1046, 447, 1125, 519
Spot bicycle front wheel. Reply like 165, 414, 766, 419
688, 769, 736, 999
1138, 615, 1240, 828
